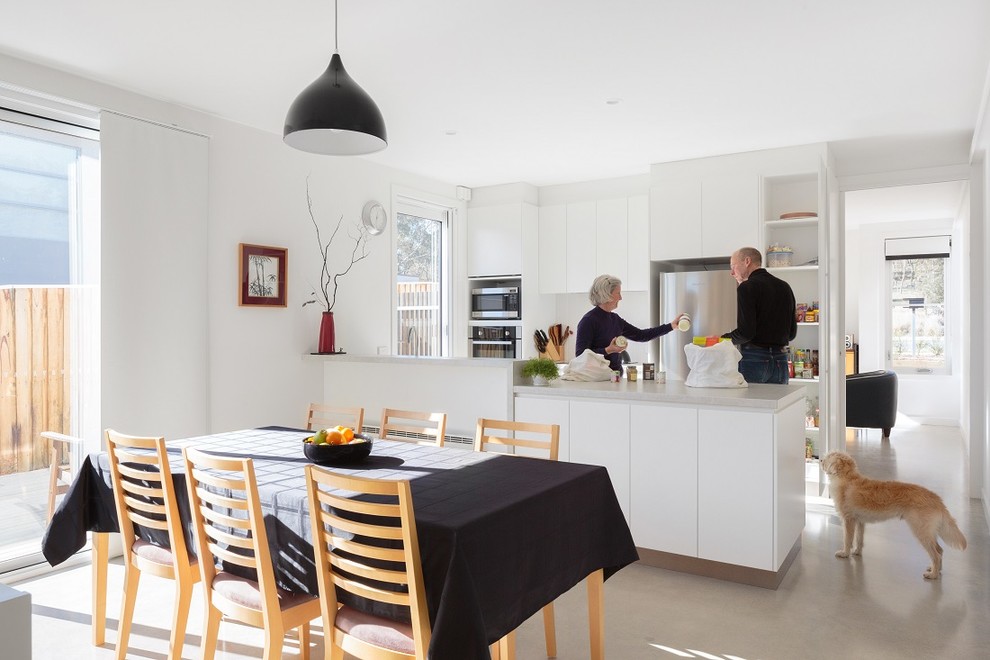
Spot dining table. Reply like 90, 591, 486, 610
43, 426, 639, 659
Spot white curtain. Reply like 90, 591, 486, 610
100, 111, 209, 439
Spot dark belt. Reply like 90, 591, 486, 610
745, 342, 787, 352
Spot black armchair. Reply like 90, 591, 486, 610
846, 370, 898, 438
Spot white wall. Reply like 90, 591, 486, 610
853, 217, 963, 426
0, 52, 463, 437
204, 119, 464, 431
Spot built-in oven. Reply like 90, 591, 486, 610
471, 285, 520, 319
469, 325, 521, 359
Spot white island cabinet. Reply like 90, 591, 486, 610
513, 379, 806, 588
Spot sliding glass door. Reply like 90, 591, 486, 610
0, 108, 100, 572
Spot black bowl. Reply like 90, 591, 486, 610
303, 433, 374, 465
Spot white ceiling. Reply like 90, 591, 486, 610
845, 180, 968, 228
1, 0, 989, 188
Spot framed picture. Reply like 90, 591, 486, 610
239, 243, 287, 307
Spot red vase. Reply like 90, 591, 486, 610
318, 311, 335, 353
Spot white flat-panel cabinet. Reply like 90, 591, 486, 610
701, 174, 760, 258
538, 205, 567, 294
537, 195, 649, 294
512, 386, 806, 581
651, 179, 702, 260
514, 395, 571, 461
565, 201, 597, 293
697, 408, 774, 569
569, 400, 631, 519
596, 198, 628, 282
629, 404, 698, 555
467, 203, 523, 277
626, 194, 650, 291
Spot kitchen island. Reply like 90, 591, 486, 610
307, 354, 807, 588
514, 378, 807, 588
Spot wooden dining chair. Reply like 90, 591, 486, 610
105, 429, 200, 660
306, 402, 365, 433
305, 466, 431, 659
182, 446, 320, 660
379, 408, 447, 447
42, 431, 83, 522
475, 418, 561, 659
474, 418, 560, 461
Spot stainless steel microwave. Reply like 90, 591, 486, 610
471, 286, 520, 319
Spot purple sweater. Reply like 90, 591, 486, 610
574, 306, 673, 371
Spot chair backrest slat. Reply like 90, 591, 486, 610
305, 465, 432, 658
106, 429, 191, 570
379, 408, 447, 447
474, 418, 560, 460
307, 403, 365, 433
183, 446, 282, 620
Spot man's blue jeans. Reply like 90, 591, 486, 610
738, 345, 790, 384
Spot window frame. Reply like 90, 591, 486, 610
390, 189, 455, 357
884, 236, 951, 376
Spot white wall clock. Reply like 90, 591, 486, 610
362, 201, 388, 235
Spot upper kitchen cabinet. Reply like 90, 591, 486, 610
596, 197, 628, 283
538, 204, 567, 294
467, 203, 523, 277
626, 194, 650, 291
702, 174, 760, 257
650, 173, 759, 261
650, 177, 701, 260
538, 195, 650, 294
565, 201, 597, 292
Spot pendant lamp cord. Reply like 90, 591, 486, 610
333, 0, 339, 54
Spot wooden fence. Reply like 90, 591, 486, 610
396, 281, 440, 357
0, 287, 71, 475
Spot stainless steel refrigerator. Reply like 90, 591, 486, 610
660, 265, 738, 381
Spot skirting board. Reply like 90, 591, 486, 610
636, 538, 802, 590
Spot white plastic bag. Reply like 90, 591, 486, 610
560, 349, 616, 382
683, 342, 748, 388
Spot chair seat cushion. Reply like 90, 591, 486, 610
213, 571, 316, 612
132, 538, 196, 567
335, 604, 416, 655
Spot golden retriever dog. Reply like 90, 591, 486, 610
821, 450, 967, 579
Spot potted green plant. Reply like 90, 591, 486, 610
522, 357, 560, 386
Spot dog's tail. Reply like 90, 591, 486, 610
939, 510, 968, 550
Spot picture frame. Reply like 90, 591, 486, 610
239, 243, 287, 307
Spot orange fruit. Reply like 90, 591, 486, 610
326, 429, 344, 445
342, 427, 354, 443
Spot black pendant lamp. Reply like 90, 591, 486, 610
283, 0, 387, 155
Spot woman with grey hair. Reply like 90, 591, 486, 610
575, 274, 687, 372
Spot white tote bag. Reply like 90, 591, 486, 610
683, 342, 748, 388
560, 349, 616, 382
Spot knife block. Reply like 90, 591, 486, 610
541, 343, 564, 363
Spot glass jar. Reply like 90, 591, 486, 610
627, 365, 638, 382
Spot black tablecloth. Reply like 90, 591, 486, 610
43, 427, 638, 659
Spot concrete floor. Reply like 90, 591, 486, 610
12, 423, 990, 659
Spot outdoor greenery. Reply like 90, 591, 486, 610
890, 256, 946, 368
396, 212, 440, 281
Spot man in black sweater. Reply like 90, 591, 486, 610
722, 247, 797, 384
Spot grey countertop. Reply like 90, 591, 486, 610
514, 378, 807, 410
